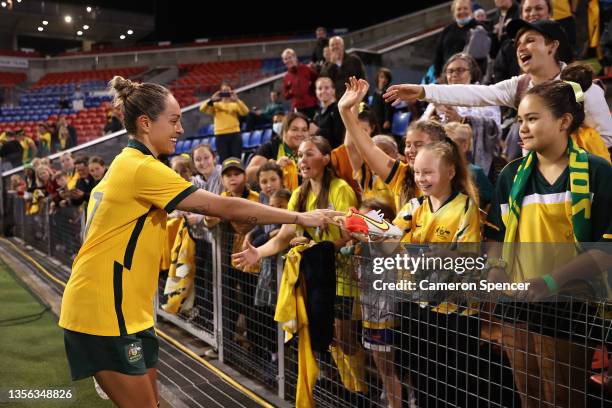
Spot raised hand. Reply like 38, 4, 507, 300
338, 77, 369, 111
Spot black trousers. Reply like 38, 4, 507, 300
215, 132, 242, 162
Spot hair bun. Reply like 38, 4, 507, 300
109, 76, 138, 101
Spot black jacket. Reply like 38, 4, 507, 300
433, 19, 480, 77
0, 140, 23, 168
312, 37, 329, 64
313, 102, 345, 149
489, 2, 521, 58
320, 53, 366, 97
371, 87, 394, 130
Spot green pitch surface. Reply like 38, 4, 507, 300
0, 260, 112, 407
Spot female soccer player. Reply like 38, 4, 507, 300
58, 76, 337, 408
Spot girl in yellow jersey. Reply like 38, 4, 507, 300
339, 77, 447, 213
484, 79, 612, 407
233, 136, 371, 395
58, 77, 337, 408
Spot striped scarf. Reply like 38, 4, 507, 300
504, 138, 591, 244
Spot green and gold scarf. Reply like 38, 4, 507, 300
504, 137, 591, 244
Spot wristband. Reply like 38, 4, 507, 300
542, 274, 559, 294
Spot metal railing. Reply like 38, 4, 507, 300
5, 191, 612, 407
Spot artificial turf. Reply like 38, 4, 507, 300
0, 259, 112, 407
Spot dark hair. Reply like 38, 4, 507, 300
108, 76, 171, 136
377, 68, 392, 88
257, 161, 283, 182
357, 110, 381, 136
524, 80, 585, 135
520, 0, 552, 16
516, 27, 560, 62
360, 198, 396, 222
560, 62, 594, 92
421, 138, 479, 205
88, 155, 105, 167
74, 155, 89, 166
272, 188, 292, 202
281, 112, 309, 139
294, 136, 336, 213
191, 143, 215, 158
442, 53, 482, 84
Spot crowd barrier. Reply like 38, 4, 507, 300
4, 192, 612, 408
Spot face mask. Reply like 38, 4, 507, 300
456, 16, 472, 25
273, 122, 283, 135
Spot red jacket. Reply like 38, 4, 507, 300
283, 63, 318, 110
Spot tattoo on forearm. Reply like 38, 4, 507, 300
182, 203, 211, 214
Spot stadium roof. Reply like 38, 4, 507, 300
0, 1, 154, 44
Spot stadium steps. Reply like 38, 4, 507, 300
0, 237, 285, 408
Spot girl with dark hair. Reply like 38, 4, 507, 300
59, 76, 337, 408
233, 136, 367, 396
340, 77, 447, 212
246, 111, 310, 191
484, 78, 612, 407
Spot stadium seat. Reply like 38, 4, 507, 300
241, 131, 251, 148
391, 111, 412, 137
261, 128, 272, 144
249, 130, 263, 148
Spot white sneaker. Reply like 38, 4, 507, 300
203, 348, 218, 359
93, 377, 109, 400
345, 208, 403, 241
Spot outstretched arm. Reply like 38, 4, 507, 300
339, 77, 397, 181
177, 188, 340, 228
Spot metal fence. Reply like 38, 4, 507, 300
5, 191, 612, 407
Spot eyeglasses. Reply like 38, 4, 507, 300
445, 67, 470, 75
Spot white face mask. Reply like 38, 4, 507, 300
456, 16, 472, 26
272, 122, 283, 135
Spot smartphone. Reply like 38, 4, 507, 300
219, 92, 231, 98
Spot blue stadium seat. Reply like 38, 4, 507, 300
175, 140, 186, 153
249, 130, 263, 148
209, 136, 216, 151
261, 128, 272, 144
181, 139, 194, 153
241, 131, 251, 147
391, 111, 412, 137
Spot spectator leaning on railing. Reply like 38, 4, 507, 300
200, 82, 249, 162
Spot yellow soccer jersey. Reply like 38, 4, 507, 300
66, 170, 80, 190
288, 177, 358, 297
383, 159, 421, 212
485, 155, 612, 282
356, 164, 395, 211
59, 139, 198, 336
395, 192, 481, 244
